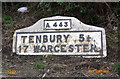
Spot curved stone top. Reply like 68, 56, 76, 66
15, 16, 104, 32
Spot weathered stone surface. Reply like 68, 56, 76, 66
12, 16, 107, 58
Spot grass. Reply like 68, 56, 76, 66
113, 63, 120, 72
2, 14, 12, 22
106, 33, 119, 43
32, 13, 41, 17
34, 61, 47, 69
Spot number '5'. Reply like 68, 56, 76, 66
79, 34, 84, 42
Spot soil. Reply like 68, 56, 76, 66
1, 2, 120, 78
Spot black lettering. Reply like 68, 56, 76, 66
54, 45, 59, 52
50, 35, 55, 42
36, 35, 41, 43
63, 35, 70, 43
19, 46, 21, 53
64, 22, 68, 27
40, 45, 46, 52
43, 35, 48, 43
59, 22, 63, 27
29, 36, 34, 43
83, 44, 89, 52
90, 44, 94, 52
53, 22, 57, 27
79, 34, 84, 42
57, 35, 62, 43
21, 36, 27, 43
75, 44, 82, 52
46, 23, 50, 28
34, 45, 40, 53
24, 45, 28, 53
69, 45, 74, 52
90, 44, 101, 52
87, 35, 91, 42
48, 45, 53, 52
61, 45, 66, 52
94, 45, 101, 52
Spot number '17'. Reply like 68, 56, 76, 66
19, 45, 28, 53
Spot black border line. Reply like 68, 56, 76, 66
15, 33, 17, 53
43, 19, 72, 30
101, 30, 103, 56
15, 31, 103, 56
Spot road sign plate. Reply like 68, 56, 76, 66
15, 31, 103, 56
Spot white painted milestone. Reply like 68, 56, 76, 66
12, 16, 107, 58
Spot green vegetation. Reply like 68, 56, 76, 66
80, 7, 87, 13
2, 14, 12, 22
32, 13, 41, 17
113, 63, 120, 72
34, 61, 47, 69
106, 32, 119, 43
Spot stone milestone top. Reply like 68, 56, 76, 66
13, 16, 107, 58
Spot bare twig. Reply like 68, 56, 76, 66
104, 2, 112, 14
81, 72, 89, 77
42, 69, 50, 78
